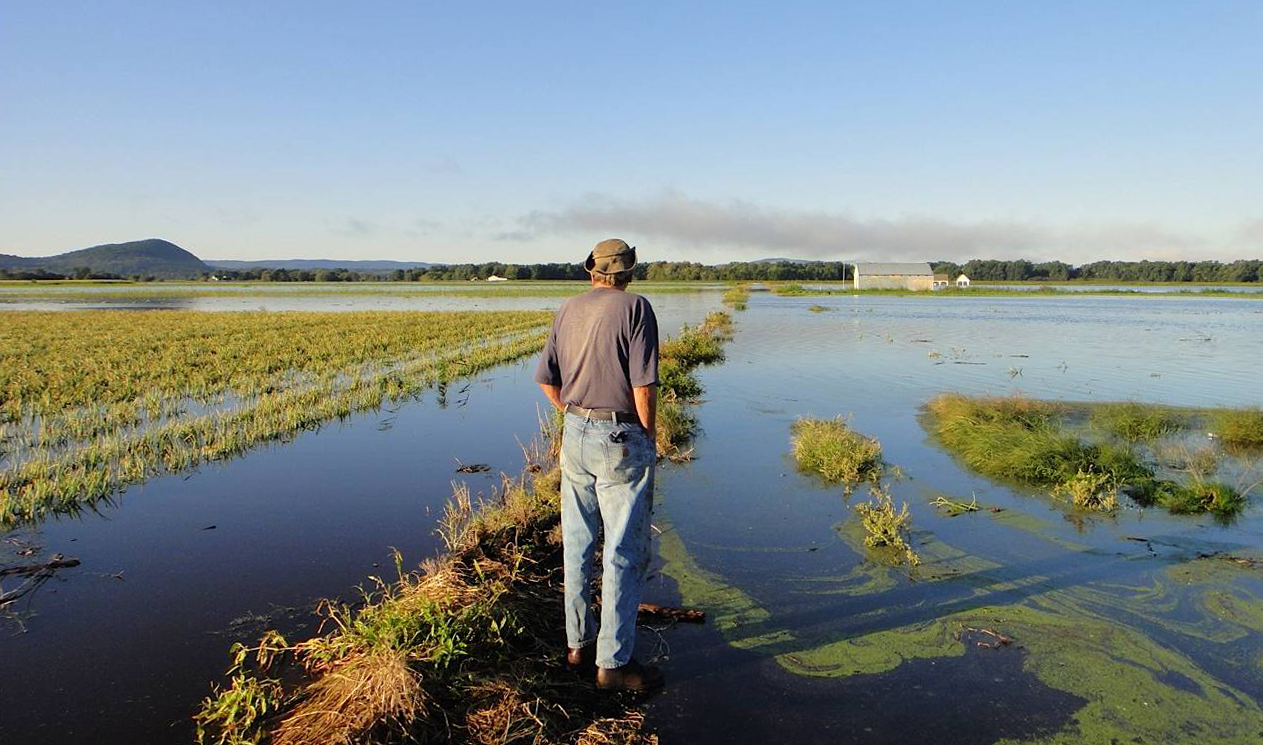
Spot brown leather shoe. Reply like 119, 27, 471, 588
596, 659, 664, 692
566, 645, 596, 672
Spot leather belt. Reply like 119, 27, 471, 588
565, 404, 638, 423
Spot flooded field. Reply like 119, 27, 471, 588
3, 289, 1262, 743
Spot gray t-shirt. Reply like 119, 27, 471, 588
534, 287, 659, 413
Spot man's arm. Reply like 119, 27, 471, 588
538, 383, 564, 411
633, 384, 657, 442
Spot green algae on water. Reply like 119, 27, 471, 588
777, 602, 1263, 744
655, 525, 795, 651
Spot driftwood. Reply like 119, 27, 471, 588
0, 554, 81, 578
956, 625, 1014, 649
637, 603, 705, 623
1, 554, 82, 609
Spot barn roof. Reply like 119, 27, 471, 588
853, 262, 933, 276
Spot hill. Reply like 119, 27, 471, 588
0, 239, 210, 279
207, 259, 434, 271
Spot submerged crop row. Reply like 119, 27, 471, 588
194, 312, 738, 745
0, 310, 554, 526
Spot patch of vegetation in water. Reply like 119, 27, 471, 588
854, 484, 920, 566
924, 394, 1249, 519
721, 284, 749, 310
1212, 407, 1263, 450
1090, 401, 1186, 442
833, 519, 1000, 584
790, 416, 883, 490
777, 601, 1263, 744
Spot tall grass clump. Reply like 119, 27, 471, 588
791, 416, 883, 490
722, 285, 749, 311
1212, 407, 1263, 449
1090, 402, 1185, 442
855, 484, 920, 566
926, 394, 1144, 486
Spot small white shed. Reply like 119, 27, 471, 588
955, 274, 971, 288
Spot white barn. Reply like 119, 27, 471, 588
852, 262, 936, 291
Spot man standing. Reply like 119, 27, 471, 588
535, 238, 664, 691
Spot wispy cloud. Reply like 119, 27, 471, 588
331, 217, 378, 237
505, 191, 1218, 263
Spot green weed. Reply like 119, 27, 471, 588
855, 485, 920, 566
1090, 402, 1185, 442
1212, 407, 1263, 449
791, 417, 883, 489
926, 394, 1248, 519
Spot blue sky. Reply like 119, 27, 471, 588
2, 1, 1261, 264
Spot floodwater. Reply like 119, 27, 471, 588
3, 291, 1263, 744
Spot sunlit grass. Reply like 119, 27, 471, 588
855, 484, 920, 566
790, 416, 883, 490
1212, 407, 1263, 449
1090, 402, 1185, 442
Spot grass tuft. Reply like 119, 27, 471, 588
1212, 407, 1263, 449
791, 416, 883, 489
1052, 469, 1119, 512
1090, 402, 1185, 442
721, 285, 749, 311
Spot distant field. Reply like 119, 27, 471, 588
0, 310, 552, 525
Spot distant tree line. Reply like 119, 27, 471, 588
0, 266, 155, 281
931, 259, 1262, 283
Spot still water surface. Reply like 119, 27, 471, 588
3, 291, 1261, 744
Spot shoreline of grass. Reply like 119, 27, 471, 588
194, 312, 737, 744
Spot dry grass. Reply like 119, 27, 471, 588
273, 652, 422, 745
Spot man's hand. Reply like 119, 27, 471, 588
538, 383, 564, 411
633, 385, 657, 444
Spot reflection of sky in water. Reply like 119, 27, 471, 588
643, 291, 1263, 743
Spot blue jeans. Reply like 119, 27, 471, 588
560, 411, 656, 669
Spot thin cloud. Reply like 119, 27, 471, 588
331, 218, 377, 237
507, 191, 1214, 263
